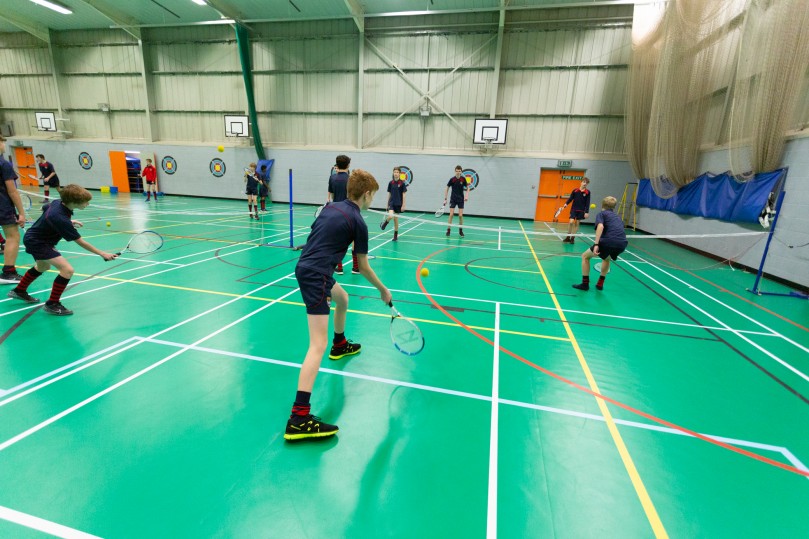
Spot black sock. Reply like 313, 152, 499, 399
333, 332, 346, 345
3, 265, 14, 274
582, 275, 590, 284
291, 391, 312, 418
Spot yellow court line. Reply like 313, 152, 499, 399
68, 271, 569, 342
518, 221, 669, 538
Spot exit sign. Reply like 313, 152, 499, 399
557, 160, 572, 168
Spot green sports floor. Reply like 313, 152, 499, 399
1, 191, 807, 539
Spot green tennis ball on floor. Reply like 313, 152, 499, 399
106, 221, 111, 227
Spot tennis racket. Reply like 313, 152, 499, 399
116, 230, 164, 256
388, 301, 425, 356
435, 202, 446, 218
594, 260, 611, 274
553, 206, 565, 220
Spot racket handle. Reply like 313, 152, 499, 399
115, 251, 122, 256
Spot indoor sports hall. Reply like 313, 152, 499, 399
0, 1, 807, 538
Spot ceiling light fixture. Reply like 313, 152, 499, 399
29, 0, 73, 15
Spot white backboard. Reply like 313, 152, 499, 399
224, 115, 249, 137
473, 118, 508, 144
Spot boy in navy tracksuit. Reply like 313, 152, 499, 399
572, 196, 627, 292
8, 184, 117, 315
286, 169, 392, 441
0, 136, 26, 283
380, 166, 407, 241
244, 163, 260, 220
562, 177, 591, 244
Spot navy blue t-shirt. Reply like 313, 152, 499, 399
595, 209, 627, 248
387, 180, 407, 206
447, 176, 467, 201
566, 188, 591, 211
297, 200, 368, 276
24, 200, 81, 248
328, 171, 349, 202
245, 172, 259, 190
0, 156, 19, 209
38, 161, 59, 182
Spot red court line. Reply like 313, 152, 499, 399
631, 243, 808, 333
416, 246, 809, 478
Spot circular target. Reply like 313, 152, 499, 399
399, 165, 414, 186
162, 156, 177, 175
78, 152, 93, 170
210, 158, 226, 178
462, 168, 480, 191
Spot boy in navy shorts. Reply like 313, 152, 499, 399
36, 154, 60, 199
7, 184, 117, 314
327, 154, 359, 274
286, 169, 392, 441
572, 196, 627, 292
444, 165, 469, 237
380, 166, 407, 241
561, 177, 591, 244
0, 135, 27, 283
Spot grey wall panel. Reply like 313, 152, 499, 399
110, 112, 146, 140
63, 77, 110, 109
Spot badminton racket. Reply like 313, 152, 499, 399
435, 201, 446, 218
388, 301, 425, 356
116, 230, 164, 255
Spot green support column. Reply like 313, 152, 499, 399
235, 24, 266, 160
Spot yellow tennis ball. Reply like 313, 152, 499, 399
106, 221, 111, 227
217, 145, 224, 152
420, 268, 429, 277
590, 203, 596, 209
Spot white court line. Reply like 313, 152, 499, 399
0, 236, 272, 316
139, 336, 808, 473
0, 276, 300, 451
0, 269, 297, 410
0, 505, 102, 539
332, 282, 779, 337
623, 258, 809, 383
487, 302, 500, 539
624, 250, 809, 356
0, 337, 142, 397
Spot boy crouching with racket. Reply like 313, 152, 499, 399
286, 169, 392, 441
572, 196, 627, 292
7, 184, 117, 315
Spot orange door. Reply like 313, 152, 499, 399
13, 146, 38, 186
109, 151, 130, 193
534, 169, 586, 221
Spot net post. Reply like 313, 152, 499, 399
498, 226, 502, 250
748, 190, 782, 296
288, 168, 294, 248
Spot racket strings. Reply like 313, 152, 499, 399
127, 231, 163, 253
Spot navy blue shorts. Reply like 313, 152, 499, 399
591, 243, 626, 261
47, 178, 60, 188
389, 204, 403, 214
0, 199, 16, 226
296, 266, 335, 315
449, 198, 464, 209
570, 209, 586, 221
259, 186, 269, 197
24, 240, 61, 261
245, 186, 258, 196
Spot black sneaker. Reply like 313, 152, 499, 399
380, 219, 389, 230
393, 232, 398, 241
572, 283, 590, 291
284, 414, 339, 441
7, 289, 40, 304
595, 283, 604, 291
459, 228, 464, 237
0, 271, 23, 284
329, 340, 361, 360
43, 302, 74, 316
446, 228, 451, 237
335, 265, 344, 275
351, 268, 361, 275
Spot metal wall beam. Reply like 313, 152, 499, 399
343, 0, 365, 33
488, 2, 506, 118
75, 0, 141, 40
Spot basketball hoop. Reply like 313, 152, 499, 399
482, 136, 495, 151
